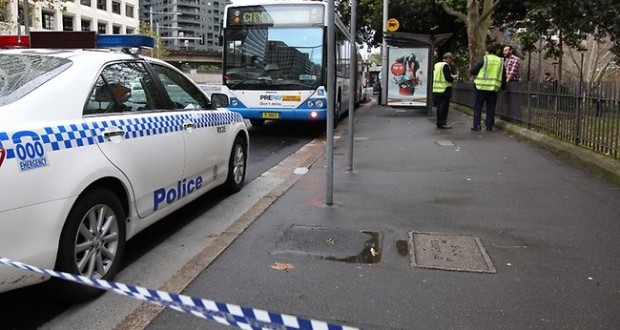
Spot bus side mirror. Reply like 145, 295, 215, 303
211, 93, 229, 108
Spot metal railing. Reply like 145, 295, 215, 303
452, 81, 620, 159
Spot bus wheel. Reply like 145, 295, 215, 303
333, 94, 341, 128
250, 119, 265, 127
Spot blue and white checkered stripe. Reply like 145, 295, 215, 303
0, 112, 244, 160
0, 257, 358, 330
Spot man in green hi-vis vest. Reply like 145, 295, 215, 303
432, 52, 457, 129
470, 46, 507, 132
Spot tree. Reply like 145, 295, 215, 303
522, 0, 618, 82
438, 0, 507, 67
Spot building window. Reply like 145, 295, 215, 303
42, 11, 54, 30
112, 25, 121, 34
112, 1, 121, 14
63, 16, 74, 31
81, 0, 91, 6
97, 0, 106, 11
81, 19, 91, 31
125, 5, 134, 18
126, 28, 135, 34
98, 22, 107, 34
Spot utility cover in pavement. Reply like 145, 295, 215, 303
408, 232, 496, 273
273, 225, 381, 264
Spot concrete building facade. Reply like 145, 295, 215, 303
0, 0, 140, 35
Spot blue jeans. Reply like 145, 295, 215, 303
473, 89, 499, 128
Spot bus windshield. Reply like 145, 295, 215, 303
223, 26, 324, 90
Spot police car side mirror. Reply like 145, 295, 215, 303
210, 93, 229, 108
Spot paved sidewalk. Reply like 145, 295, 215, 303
145, 103, 620, 329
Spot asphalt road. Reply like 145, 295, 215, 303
0, 120, 324, 330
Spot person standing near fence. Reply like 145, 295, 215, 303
503, 45, 520, 82
432, 52, 457, 129
471, 46, 507, 132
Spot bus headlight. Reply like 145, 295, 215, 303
231, 99, 239, 106
315, 99, 324, 108
306, 100, 314, 108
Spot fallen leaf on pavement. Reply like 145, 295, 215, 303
271, 262, 295, 271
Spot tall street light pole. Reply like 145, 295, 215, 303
381, 0, 388, 105
347, 0, 357, 172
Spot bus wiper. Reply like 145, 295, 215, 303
228, 76, 272, 89
272, 81, 316, 89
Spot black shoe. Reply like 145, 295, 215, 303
471, 126, 481, 131
486, 126, 493, 131
438, 124, 452, 129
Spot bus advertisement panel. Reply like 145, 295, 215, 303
386, 47, 430, 107
221, 1, 360, 127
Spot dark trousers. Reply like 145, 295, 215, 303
473, 89, 499, 128
434, 92, 450, 126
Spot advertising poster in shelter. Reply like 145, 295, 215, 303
386, 47, 430, 107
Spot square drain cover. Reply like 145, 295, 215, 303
408, 232, 496, 273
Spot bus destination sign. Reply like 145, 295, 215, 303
228, 5, 325, 26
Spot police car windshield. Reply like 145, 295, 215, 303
0, 54, 72, 106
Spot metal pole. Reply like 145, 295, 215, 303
22, 0, 30, 35
347, 0, 357, 171
326, 0, 336, 206
381, 0, 389, 105
149, 6, 153, 31
576, 52, 584, 144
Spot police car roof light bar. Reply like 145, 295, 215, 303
96, 35, 155, 49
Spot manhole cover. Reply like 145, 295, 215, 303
436, 140, 456, 147
408, 232, 495, 273
273, 225, 381, 264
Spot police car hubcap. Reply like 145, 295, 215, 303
233, 145, 245, 183
75, 204, 119, 278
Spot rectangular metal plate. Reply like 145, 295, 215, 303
408, 232, 496, 273
262, 112, 279, 119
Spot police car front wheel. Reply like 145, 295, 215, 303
49, 187, 126, 301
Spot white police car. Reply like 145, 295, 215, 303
0, 33, 248, 300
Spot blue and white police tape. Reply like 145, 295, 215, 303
0, 257, 359, 330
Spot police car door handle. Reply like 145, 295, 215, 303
183, 122, 195, 130
103, 129, 125, 141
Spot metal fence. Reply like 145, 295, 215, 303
452, 81, 620, 159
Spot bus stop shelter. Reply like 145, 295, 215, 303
382, 32, 452, 114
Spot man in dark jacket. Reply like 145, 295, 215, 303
470, 47, 507, 131
432, 52, 456, 129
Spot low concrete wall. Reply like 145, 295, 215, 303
186, 72, 222, 84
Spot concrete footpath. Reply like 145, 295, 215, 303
143, 102, 619, 329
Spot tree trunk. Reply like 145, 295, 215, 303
443, 0, 500, 69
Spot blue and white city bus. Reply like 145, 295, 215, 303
222, 0, 361, 127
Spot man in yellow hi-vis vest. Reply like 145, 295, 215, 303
432, 52, 457, 129
470, 46, 507, 131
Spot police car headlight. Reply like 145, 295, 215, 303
306, 100, 314, 108
231, 99, 239, 106
315, 99, 324, 108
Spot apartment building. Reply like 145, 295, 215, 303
140, 0, 230, 51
